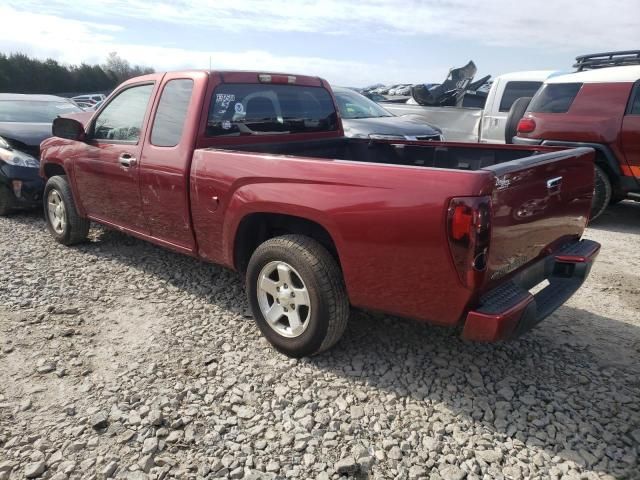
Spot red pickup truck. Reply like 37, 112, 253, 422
39, 70, 600, 357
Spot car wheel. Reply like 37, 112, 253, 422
43, 175, 90, 245
0, 185, 13, 216
504, 97, 532, 143
246, 234, 349, 358
590, 164, 612, 221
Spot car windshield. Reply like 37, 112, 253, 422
0, 100, 82, 123
334, 89, 392, 119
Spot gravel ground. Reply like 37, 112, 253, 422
1, 202, 639, 480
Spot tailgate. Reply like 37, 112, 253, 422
482, 147, 595, 289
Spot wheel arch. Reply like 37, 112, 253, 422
42, 162, 67, 179
232, 212, 342, 276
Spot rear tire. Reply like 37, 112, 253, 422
43, 175, 90, 245
590, 164, 612, 221
0, 185, 13, 216
246, 234, 349, 357
504, 97, 532, 144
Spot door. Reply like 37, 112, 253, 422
139, 73, 204, 252
621, 80, 640, 178
481, 81, 542, 143
73, 83, 156, 232
480, 78, 502, 143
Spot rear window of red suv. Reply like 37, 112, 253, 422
528, 83, 582, 113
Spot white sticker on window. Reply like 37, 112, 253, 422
222, 120, 232, 130
216, 93, 235, 104
234, 102, 244, 114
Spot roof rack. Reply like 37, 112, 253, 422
574, 50, 640, 71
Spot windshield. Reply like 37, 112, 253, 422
334, 89, 392, 119
0, 100, 82, 123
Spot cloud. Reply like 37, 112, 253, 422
0, 4, 446, 86
2, 1, 639, 86
6, 0, 640, 49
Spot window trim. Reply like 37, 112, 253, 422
149, 78, 194, 148
625, 80, 640, 115
88, 81, 155, 145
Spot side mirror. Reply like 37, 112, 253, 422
52, 117, 85, 141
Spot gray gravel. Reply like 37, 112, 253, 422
1, 203, 640, 480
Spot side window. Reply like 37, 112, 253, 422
499, 81, 543, 112
151, 79, 194, 147
528, 83, 583, 114
93, 84, 154, 142
628, 83, 640, 115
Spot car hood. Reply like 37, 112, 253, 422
341, 115, 442, 138
0, 122, 53, 148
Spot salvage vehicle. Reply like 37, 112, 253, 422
514, 51, 640, 221
333, 87, 442, 140
0, 94, 82, 215
40, 70, 600, 357
384, 70, 556, 142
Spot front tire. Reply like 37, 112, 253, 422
590, 164, 612, 221
246, 235, 349, 357
43, 175, 90, 245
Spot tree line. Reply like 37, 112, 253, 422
0, 52, 154, 95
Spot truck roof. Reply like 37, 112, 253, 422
122, 70, 327, 88
494, 70, 559, 82
546, 65, 640, 84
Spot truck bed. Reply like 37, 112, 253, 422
220, 138, 543, 171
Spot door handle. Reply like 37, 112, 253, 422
119, 153, 137, 167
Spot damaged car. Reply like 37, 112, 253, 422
0, 94, 82, 215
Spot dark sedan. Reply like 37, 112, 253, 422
333, 87, 443, 141
0, 94, 81, 215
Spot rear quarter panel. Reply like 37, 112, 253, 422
190, 149, 493, 326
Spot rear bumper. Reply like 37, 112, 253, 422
462, 239, 600, 342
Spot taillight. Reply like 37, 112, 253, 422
447, 197, 491, 288
517, 118, 536, 133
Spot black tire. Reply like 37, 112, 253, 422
0, 185, 13, 216
246, 234, 349, 357
43, 175, 90, 245
504, 97, 532, 144
590, 164, 612, 221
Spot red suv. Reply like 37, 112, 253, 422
514, 51, 640, 220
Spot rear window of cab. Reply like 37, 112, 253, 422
528, 83, 583, 113
207, 84, 338, 136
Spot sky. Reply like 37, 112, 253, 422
1, 0, 639, 87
